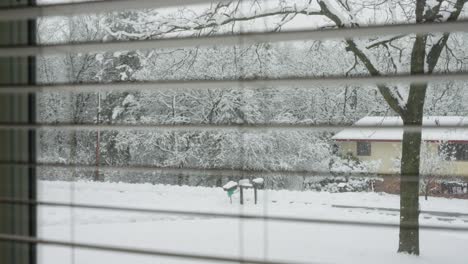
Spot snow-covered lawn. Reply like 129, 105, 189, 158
37, 181, 468, 264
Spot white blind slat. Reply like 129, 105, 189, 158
1, 20, 468, 57
0, 0, 210, 22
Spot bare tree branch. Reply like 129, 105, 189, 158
426, 0, 466, 73
142, 6, 322, 38
319, 0, 407, 116
366, 35, 407, 49
346, 39, 407, 116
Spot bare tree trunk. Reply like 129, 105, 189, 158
398, 79, 427, 255
69, 129, 79, 181
396, 14, 428, 251
425, 179, 429, 201
398, 128, 421, 255
94, 129, 102, 181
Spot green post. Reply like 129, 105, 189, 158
254, 186, 257, 204
227, 189, 235, 204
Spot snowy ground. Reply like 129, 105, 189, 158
37, 181, 468, 264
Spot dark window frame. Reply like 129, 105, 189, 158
0, 1, 37, 263
357, 141, 371, 156
439, 142, 468, 161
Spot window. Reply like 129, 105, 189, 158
2, 1, 468, 264
357, 141, 371, 156
439, 143, 468, 161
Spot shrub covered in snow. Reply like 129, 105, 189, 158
304, 176, 380, 193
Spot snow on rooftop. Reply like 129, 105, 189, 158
332, 116, 468, 142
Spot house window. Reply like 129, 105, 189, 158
357, 141, 371, 156
439, 143, 468, 161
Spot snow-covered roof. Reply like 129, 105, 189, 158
332, 116, 468, 142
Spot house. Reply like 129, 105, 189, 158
332, 116, 468, 178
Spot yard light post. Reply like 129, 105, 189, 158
252, 178, 264, 204
239, 179, 253, 205
240, 186, 244, 205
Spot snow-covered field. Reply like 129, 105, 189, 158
37, 181, 468, 264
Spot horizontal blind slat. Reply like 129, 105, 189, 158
0, 0, 210, 22
0, 122, 466, 132
0, 199, 467, 231
0, 72, 468, 94
0, 234, 313, 264
0, 160, 447, 180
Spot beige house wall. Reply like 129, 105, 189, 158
336, 141, 468, 177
